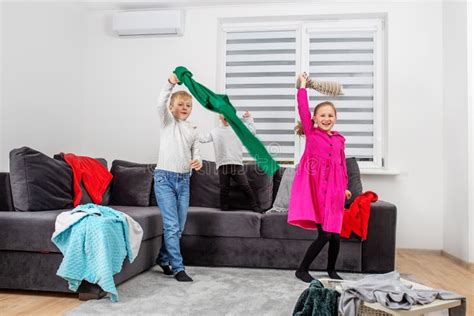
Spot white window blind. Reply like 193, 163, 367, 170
224, 30, 297, 164
308, 30, 376, 163
221, 18, 385, 169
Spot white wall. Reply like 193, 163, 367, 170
0, 2, 86, 171
359, 3, 444, 251
81, 2, 445, 250
468, 0, 474, 263
0, 2, 3, 170
442, 0, 470, 262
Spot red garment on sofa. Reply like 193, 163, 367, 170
63, 153, 113, 207
341, 191, 378, 240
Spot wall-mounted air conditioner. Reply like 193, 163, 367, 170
112, 10, 184, 36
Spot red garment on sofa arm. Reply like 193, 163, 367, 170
63, 153, 113, 207
341, 191, 378, 240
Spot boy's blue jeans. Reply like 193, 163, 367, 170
154, 169, 190, 274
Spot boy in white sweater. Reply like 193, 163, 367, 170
199, 112, 261, 213
154, 73, 202, 282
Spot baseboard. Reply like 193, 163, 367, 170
440, 250, 474, 272
397, 248, 442, 255
398, 248, 474, 271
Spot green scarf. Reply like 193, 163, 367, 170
174, 66, 280, 176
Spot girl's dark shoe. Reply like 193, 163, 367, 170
327, 270, 343, 280
295, 270, 314, 283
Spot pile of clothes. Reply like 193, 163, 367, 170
51, 153, 143, 302
293, 272, 465, 316
52, 203, 143, 302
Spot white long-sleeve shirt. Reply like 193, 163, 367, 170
199, 117, 256, 169
156, 82, 201, 173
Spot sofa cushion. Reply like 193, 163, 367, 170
54, 154, 111, 205
345, 157, 363, 208
80, 182, 112, 206
189, 161, 220, 208
110, 159, 155, 175
230, 164, 274, 211
109, 206, 163, 241
110, 166, 153, 206
111, 160, 157, 206
267, 167, 296, 213
190, 160, 274, 211
260, 212, 361, 241
183, 207, 261, 238
0, 208, 71, 253
260, 212, 315, 240
181, 236, 362, 271
0, 206, 162, 253
272, 167, 286, 203
9, 147, 73, 212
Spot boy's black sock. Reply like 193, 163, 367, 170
160, 265, 173, 276
295, 270, 314, 283
175, 270, 193, 282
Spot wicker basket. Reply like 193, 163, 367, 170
319, 279, 391, 316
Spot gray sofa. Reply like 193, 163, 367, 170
0, 156, 397, 300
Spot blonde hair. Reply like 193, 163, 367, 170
295, 101, 337, 136
219, 114, 228, 126
170, 90, 192, 106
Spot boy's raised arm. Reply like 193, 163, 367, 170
156, 75, 177, 127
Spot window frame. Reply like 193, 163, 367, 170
218, 16, 386, 170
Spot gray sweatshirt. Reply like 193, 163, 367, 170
199, 117, 256, 169
338, 271, 464, 316
156, 82, 201, 173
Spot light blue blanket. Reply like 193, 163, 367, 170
52, 204, 135, 302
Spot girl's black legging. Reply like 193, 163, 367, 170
297, 224, 340, 272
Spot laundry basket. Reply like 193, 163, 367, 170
319, 279, 391, 316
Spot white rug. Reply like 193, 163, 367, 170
66, 266, 447, 316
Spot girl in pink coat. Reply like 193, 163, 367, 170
288, 73, 352, 282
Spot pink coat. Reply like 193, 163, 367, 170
287, 89, 348, 233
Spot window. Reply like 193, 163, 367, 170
220, 17, 385, 169
222, 28, 298, 165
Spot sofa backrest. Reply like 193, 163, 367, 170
269, 157, 363, 208
0, 173, 15, 212
189, 160, 274, 211
109, 160, 156, 207
1, 157, 362, 211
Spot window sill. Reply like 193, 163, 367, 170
360, 169, 400, 176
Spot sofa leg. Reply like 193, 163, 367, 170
77, 281, 107, 301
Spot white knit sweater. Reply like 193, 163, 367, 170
199, 117, 256, 169
155, 82, 201, 173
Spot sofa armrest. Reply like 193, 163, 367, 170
361, 200, 397, 273
0, 173, 14, 211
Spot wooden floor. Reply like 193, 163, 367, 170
0, 249, 472, 315
395, 249, 473, 314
